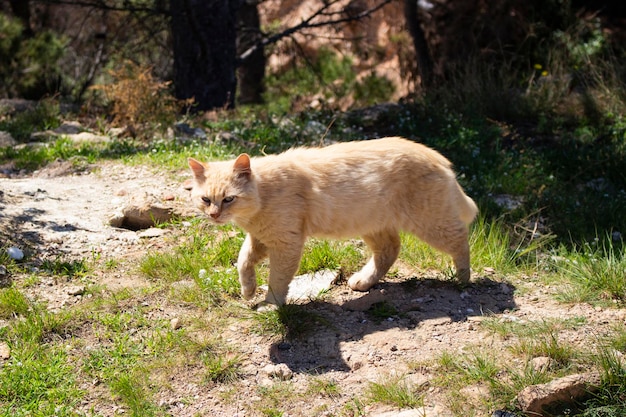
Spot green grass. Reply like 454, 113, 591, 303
298, 239, 363, 275
366, 374, 425, 409
551, 238, 626, 305
434, 349, 555, 414
41, 257, 90, 278
0, 344, 83, 417
0, 293, 84, 416
0, 286, 30, 319
0, 99, 60, 142
574, 326, 626, 416
141, 222, 244, 303
399, 215, 553, 278
306, 377, 341, 399
432, 316, 601, 415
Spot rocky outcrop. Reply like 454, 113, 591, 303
517, 371, 601, 416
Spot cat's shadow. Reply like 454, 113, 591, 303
266, 277, 517, 374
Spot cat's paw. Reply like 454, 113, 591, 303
456, 268, 471, 285
240, 283, 257, 300
347, 272, 377, 292
254, 301, 278, 312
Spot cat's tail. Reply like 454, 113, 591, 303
456, 183, 478, 225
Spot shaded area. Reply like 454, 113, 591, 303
267, 277, 517, 374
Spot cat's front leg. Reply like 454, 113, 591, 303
265, 243, 304, 306
237, 234, 268, 300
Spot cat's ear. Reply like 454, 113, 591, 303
188, 158, 206, 181
233, 153, 251, 178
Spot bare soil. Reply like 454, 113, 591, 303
1, 162, 625, 417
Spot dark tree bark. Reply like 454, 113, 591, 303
9, 0, 33, 37
236, 0, 265, 104
170, 0, 240, 111
403, 0, 432, 88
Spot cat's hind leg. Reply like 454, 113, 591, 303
237, 234, 268, 300
265, 243, 304, 305
408, 220, 471, 284
348, 230, 401, 291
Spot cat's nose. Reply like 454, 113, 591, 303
210, 211, 220, 219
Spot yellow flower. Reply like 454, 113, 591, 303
534, 63, 543, 70
541, 70, 548, 77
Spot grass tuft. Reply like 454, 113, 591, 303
366, 374, 425, 408
553, 237, 626, 305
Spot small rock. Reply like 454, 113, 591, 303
52, 121, 83, 135
182, 179, 194, 191
277, 342, 291, 350
170, 317, 182, 330
137, 228, 168, 238
67, 285, 86, 296
0, 342, 10, 360
7, 246, 24, 260
517, 371, 601, 415
529, 356, 555, 372
262, 363, 293, 380
66, 132, 110, 143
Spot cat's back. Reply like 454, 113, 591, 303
255, 137, 452, 176
247, 137, 465, 238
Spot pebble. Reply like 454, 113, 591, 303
67, 285, 86, 296
262, 363, 293, 380
7, 246, 24, 260
0, 342, 10, 360
170, 317, 183, 330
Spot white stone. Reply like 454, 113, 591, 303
7, 246, 24, 260
286, 270, 338, 302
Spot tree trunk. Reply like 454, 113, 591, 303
170, 0, 239, 111
403, 0, 432, 88
237, 0, 265, 104
9, 0, 33, 37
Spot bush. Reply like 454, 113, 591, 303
0, 14, 66, 99
90, 61, 192, 138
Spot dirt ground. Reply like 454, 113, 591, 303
1, 162, 625, 417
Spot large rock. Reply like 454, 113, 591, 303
109, 195, 175, 231
0, 131, 16, 147
30, 121, 110, 143
517, 371, 601, 416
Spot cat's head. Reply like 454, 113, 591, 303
188, 154, 260, 224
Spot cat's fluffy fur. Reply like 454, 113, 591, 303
188, 137, 477, 306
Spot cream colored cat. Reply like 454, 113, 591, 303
188, 137, 478, 306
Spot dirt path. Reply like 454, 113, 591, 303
1, 162, 625, 416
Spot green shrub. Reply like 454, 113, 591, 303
0, 14, 66, 99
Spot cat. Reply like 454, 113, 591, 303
188, 136, 478, 306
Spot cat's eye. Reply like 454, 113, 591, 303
223, 196, 235, 204
201, 196, 211, 204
